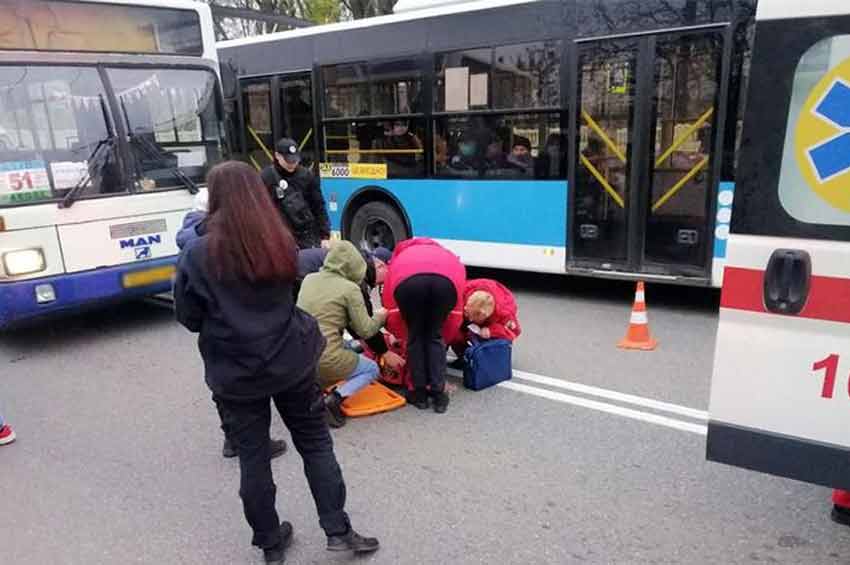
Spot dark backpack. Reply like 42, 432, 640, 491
267, 168, 315, 232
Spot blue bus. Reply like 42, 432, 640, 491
219, 0, 755, 287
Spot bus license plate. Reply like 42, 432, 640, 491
122, 265, 176, 288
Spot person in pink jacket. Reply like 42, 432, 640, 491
382, 238, 466, 413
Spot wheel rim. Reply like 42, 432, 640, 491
364, 217, 396, 250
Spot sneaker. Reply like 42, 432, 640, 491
406, 388, 429, 410
327, 528, 380, 554
263, 521, 294, 564
0, 425, 15, 445
223, 438, 288, 460
431, 390, 450, 414
832, 505, 850, 527
324, 392, 346, 429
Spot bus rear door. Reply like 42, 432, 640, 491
570, 29, 726, 284
707, 3, 850, 489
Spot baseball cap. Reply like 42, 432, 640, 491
372, 247, 392, 265
275, 138, 301, 164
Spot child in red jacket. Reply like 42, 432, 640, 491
450, 279, 521, 366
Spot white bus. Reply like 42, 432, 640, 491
708, 0, 850, 493
0, 0, 225, 328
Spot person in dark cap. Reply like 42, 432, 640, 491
261, 138, 331, 250
505, 135, 534, 177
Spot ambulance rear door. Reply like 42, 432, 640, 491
707, 2, 850, 489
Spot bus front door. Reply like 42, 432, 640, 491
571, 31, 724, 282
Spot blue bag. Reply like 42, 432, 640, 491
462, 338, 513, 391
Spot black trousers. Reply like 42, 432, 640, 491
394, 274, 457, 391
216, 376, 350, 549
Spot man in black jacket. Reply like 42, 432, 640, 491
261, 138, 331, 249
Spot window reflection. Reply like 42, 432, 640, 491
108, 68, 222, 191
434, 113, 563, 180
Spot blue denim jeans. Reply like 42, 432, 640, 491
0, 409, 5, 428
336, 355, 379, 398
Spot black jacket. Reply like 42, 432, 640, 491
294, 247, 389, 357
175, 236, 325, 400
261, 163, 330, 249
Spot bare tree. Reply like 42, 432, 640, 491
341, 0, 397, 19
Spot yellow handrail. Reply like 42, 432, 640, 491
582, 110, 627, 164
246, 126, 274, 162
298, 129, 313, 151
580, 154, 625, 208
248, 155, 261, 171
654, 107, 714, 167
651, 156, 709, 212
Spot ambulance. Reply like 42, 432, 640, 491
708, 0, 850, 502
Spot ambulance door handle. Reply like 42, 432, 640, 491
763, 249, 811, 315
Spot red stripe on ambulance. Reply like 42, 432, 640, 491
721, 267, 850, 324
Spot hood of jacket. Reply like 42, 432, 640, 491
321, 240, 366, 284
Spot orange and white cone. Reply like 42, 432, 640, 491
618, 281, 658, 351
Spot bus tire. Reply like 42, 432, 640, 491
348, 201, 409, 251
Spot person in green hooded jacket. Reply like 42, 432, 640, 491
297, 240, 388, 427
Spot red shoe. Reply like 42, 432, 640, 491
0, 425, 16, 445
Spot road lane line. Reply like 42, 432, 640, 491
499, 381, 708, 436
511, 370, 708, 421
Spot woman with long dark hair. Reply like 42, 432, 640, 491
174, 161, 378, 564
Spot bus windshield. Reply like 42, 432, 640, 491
109, 68, 222, 193
0, 65, 223, 207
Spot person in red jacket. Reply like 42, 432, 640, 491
449, 279, 521, 367
382, 238, 466, 413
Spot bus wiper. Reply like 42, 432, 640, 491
59, 137, 114, 209
128, 133, 199, 195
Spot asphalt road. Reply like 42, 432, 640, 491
2, 272, 849, 564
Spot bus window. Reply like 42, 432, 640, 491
646, 33, 722, 267
434, 113, 563, 180
777, 35, 850, 226
278, 77, 314, 166
323, 118, 425, 178
0, 65, 121, 206
322, 63, 369, 117
492, 41, 561, 110
370, 58, 423, 115
240, 79, 273, 170
108, 68, 222, 192
434, 49, 492, 112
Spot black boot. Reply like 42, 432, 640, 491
431, 389, 450, 414
269, 439, 288, 460
327, 528, 380, 554
832, 505, 850, 527
324, 391, 346, 428
263, 521, 294, 564
406, 388, 429, 410
222, 438, 237, 458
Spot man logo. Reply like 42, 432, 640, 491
119, 235, 162, 249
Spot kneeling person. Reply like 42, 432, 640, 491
297, 241, 387, 427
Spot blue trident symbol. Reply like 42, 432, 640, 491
808, 79, 850, 182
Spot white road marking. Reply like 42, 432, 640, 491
511, 370, 708, 421
499, 381, 708, 436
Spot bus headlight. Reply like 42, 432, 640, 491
2, 248, 46, 276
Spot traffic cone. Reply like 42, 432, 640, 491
618, 281, 658, 351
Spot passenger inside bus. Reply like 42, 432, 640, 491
372, 119, 422, 178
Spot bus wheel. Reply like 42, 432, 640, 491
348, 201, 408, 251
